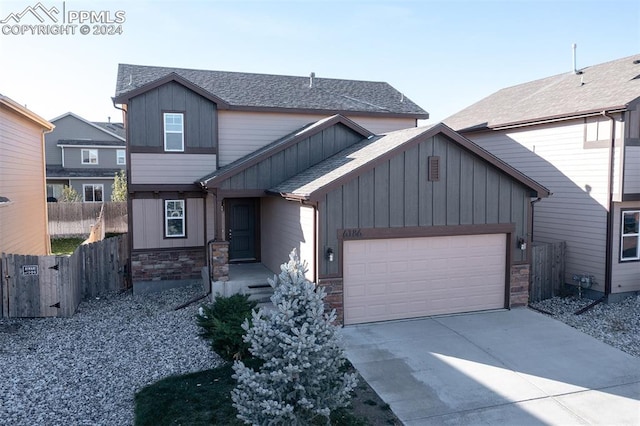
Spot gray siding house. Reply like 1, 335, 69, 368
445, 54, 640, 301
45, 112, 125, 202
113, 65, 548, 324
0, 94, 54, 255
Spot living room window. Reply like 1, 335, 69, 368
82, 149, 98, 164
165, 199, 185, 237
117, 149, 126, 165
83, 184, 103, 203
163, 113, 184, 152
621, 210, 640, 261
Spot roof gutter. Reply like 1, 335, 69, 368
488, 107, 628, 131
602, 110, 617, 298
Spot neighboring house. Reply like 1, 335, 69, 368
45, 112, 126, 202
0, 94, 54, 255
445, 54, 640, 302
113, 64, 548, 324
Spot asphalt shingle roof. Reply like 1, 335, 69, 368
445, 54, 640, 131
57, 139, 125, 147
46, 166, 123, 178
270, 126, 432, 198
114, 64, 428, 117
92, 122, 125, 139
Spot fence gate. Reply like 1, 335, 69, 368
1, 254, 61, 318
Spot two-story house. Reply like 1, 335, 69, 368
445, 54, 640, 302
45, 112, 126, 202
113, 64, 549, 324
0, 94, 54, 255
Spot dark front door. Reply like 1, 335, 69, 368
226, 198, 259, 262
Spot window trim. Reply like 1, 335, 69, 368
164, 199, 186, 238
116, 149, 126, 165
81, 149, 99, 164
163, 112, 185, 152
82, 184, 104, 203
620, 209, 640, 262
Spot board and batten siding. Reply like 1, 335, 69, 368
217, 110, 415, 166
218, 124, 364, 191
260, 197, 315, 281
318, 133, 530, 277
130, 153, 216, 184
131, 198, 205, 249
467, 120, 610, 292
0, 108, 50, 255
611, 202, 640, 294
127, 81, 217, 150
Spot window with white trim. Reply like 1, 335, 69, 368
116, 149, 126, 165
163, 113, 184, 152
621, 210, 639, 261
82, 149, 98, 164
83, 184, 103, 203
165, 200, 185, 237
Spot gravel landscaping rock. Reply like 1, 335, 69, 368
530, 294, 640, 358
1, 286, 637, 425
0, 285, 221, 426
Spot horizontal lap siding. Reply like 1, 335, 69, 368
62, 147, 123, 169
217, 111, 416, 166
319, 133, 530, 276
611, 202, 640, 293
130, 153, 216, 184
469, 121, 610, 292
624, 146, 640, 194
260, 197, 315, 281
0, 109, 49, 255
132, 198, 204, 249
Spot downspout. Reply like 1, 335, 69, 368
602, 111, 616, 299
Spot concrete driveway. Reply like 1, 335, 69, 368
341, 308, 640, 425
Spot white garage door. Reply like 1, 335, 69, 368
343, 234, 507, 325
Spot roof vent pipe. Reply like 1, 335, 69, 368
309, 72, 315, 88
571, 43, 582, 75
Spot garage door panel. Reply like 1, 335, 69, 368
344, 234, 506, 325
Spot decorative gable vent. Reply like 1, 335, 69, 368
428, 156, 440, 181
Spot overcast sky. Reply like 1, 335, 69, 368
0, 0, 638, 124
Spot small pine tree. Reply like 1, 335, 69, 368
60, 185, 81, 202
232, 249, 358, 425
111, 170, 127, 202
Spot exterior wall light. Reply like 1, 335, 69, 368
517, 238, 527, 251
326, 247, 334, 262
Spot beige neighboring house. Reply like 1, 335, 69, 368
445, 54, 640, 302
0, 94, 54, 255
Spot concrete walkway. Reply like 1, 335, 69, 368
342, 308, 640, 425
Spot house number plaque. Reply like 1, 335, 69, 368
342, 229, 362, 238
21, 265, 39, 276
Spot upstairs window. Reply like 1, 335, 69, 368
165, 200, 185, 237
83, 184, 103, 203
117, 149, 126, 165
621, 210, 639, 261
82, 149, 98, 164
164, 113, 184, 152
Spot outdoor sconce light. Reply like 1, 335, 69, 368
326, 248, 334, 262
517, 238, 527, 251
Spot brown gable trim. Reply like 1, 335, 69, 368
303, 123, 550, 202
112, 72, 230, 108
200, 115, 374, 187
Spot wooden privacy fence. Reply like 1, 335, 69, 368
529, 241, 566, 302
48, 202, 127, 237
1, 235, 129, 318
